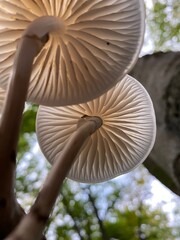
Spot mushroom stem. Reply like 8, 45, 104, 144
0, 16, 63, 237
7, 116, 102, 240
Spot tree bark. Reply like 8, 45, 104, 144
131, 51, 180, 196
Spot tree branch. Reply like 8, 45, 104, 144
87, 187, 109, 240
61, 192, 85, 240
131, 52, 180, 195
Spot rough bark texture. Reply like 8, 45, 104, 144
131, 51, 180, 196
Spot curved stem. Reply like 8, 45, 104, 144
7, 116, 102, 240
0, 16, 63, 237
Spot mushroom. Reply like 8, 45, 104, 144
7, 114, 103, 239
0, 1, 146, 237
0, 17, 61, 237
36, 75, 156, 183
0, 0, 145, 106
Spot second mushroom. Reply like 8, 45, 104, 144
36, 75, 156, 183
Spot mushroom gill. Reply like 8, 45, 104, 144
36, 75, 156, 183
0, 0, 145, 106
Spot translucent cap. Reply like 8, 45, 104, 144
36, 75, 156, 183
0, 0, 145, 106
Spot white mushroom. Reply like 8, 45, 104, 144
0, 0, 145, 106
36, 75, 156, 183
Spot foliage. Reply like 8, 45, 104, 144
146, 0, 180, 51
105, 207, 170, 240
18, 104, 38, 160
15, 144, 180, 240
45, 174, 179, 240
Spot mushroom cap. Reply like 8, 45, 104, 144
0, 0, 145, 106
36, 75, 156, 183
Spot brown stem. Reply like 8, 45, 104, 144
7, 116, 102, 240
0, 16, 64, 237
0, 35, 46, 238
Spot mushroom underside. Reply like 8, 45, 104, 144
0, 0, 145, 106
36, 75, 156, 183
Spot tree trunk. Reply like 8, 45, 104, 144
131, 51, 180, 196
